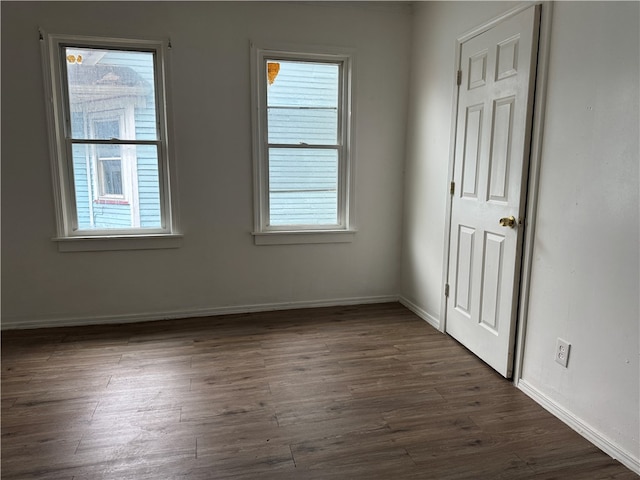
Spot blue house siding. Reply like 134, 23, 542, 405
70, 112, 92, 229
136, 146, 161, 228
92, 204, 131, 228
267, 109, 337, 145
72, 144, 92, 229
133, 110, 161, 228
268, 148, 338, 225
133, 111, 158, 140
269, 192, 338, 225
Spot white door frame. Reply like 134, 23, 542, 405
439, 1, 554, 384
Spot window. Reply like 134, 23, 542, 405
41, 33, 180, 250
251, 44, 355, 245
93, 117, 124, 199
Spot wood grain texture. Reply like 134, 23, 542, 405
2, 303, 636, 479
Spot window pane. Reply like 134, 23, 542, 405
267, 61, 339, 145
65, 47, 157, 141
268, 148, 338, 226
94, 119, 119, 139
96, 143, 120, 160
268, 108, 338, 145
72, 144, 162, 230
100, 159, 123, 196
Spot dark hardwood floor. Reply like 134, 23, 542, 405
2, 303, 637, 479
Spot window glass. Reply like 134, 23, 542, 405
62, 46, 162, 230
65, 47, 157, 141
71, 144, 161, 230
266, 61, 339, 145
268, 148, 338, 225
94, 119, 120, 139
98, 156, 123, 196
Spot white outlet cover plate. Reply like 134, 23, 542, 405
555, 338, 571, 367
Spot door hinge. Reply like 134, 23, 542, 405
456, 70, 462, 86
450, 181, 455, 195
444, 283, 450, 297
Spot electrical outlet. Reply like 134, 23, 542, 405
555, 338, 571, 367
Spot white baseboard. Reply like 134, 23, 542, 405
398, 296, 440, 330
518, 379, 640, 475
1, 295, 400, 331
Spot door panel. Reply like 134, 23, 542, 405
480, 232, 504, 333
496, 36, 520, 80
455, 225, 475, 316
469, 51, 488, 88
446, 6, 540, 378
488, 97, 515, 202
462, 105, 483, 198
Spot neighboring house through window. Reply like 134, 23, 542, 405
251, 44, 355, 245
41, 33, 180, 250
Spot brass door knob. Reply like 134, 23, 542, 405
499, 216, 517, 228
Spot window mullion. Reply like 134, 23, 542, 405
266, 143, 340, 149
69, 139, 161, 146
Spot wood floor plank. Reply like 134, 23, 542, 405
290, 426, 417, 471
1, 303, 636, 479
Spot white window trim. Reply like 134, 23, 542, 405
250, 42, 356, 245
40, 31, 181, 252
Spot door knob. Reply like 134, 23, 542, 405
499, 216, 517, 228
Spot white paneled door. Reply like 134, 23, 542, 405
446, 6, 540, 378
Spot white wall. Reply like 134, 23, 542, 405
402, 1, 639, 470
520, 1, 639, 467
400, 1, 518, 326
0, 2, 411, 327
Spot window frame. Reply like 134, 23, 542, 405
41, 32, 181, 251
250, 43, 356, 245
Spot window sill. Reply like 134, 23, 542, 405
53, 234, 183, 252
252, 229, 356, 245
94, 198, 129, 205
